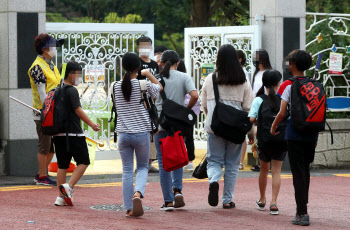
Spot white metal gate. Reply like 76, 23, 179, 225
184, 25, 262, 141
47, 23, 154, 150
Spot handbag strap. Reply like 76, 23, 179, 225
159, 77, 167, 101
212, 73, 220, 103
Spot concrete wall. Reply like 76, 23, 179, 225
313, 119, 350, 169
250, 0, 306, 78
0, 0, 46, 175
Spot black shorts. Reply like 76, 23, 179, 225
258, 147, 287, 162
53, 136, 90, 169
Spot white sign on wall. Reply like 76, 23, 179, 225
329, 52, 343, 74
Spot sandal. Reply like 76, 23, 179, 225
256, 199, 266, 211
223, 201, 235, 209
132, 197, 144, 217
239, 163, 244, 170
125, 210, 133, 218
270, 204, 279, 215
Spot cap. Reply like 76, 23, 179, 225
42, 37, 65, 49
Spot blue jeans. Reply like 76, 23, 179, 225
118, 132, 150, 210
154, 131, 183, 203
207, 133, 242, 204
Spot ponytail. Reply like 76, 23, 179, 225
267, 87, 278, 110
122, 71, 132, 101
160, 50, 179, 79
161, 61, 172, 78
256, 85, 265, 97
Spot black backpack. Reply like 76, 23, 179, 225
158, 77, 197, 133
257, 94, 287, 151
289, 77, 326, 133
41, 84, 71, 136
210, 73, 252, 144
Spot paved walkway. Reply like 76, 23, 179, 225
1, 172, 349, 229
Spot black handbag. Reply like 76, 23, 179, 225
210, 73, 252, 144
158, 77, 197, 132
192, 155, 208, 179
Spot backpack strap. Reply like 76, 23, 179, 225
138, 80, 155, 142
139, 80, 151, 110
62, 85, 72, 153
326, 121, 334, 145
109, 81, 118, 143
212, 73, 220, 103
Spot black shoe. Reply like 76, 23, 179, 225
223, 201, 235, 209
292, 214, 310, 226
208, 182, 219, 207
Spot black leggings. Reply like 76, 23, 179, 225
287, 140, 316, 215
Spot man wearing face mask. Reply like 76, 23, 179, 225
28, 33, 64, 186
135, 36, 160, 173
136, 36, 159, 80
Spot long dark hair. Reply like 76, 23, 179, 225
252, 49, 272, 85
160, 50, 179, 78
215, 44, 246, 85
177, 60, 187, 73
121, 52, 141, 101
256, 70, 282, 109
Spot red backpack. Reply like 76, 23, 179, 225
289, 77, 326, 133
41, 85, 71, 135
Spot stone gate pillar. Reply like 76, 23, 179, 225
0, 0, 46, 175
250, 0, 306, 80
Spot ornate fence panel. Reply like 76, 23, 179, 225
47, 23, 154, 150
185, 26, 261, 141
306, 12, 350, 111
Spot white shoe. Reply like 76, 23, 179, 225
183, 163, 194, 172
54, 196, 68, 206
59, 183, 74, 206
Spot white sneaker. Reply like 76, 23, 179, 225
183, 163, 194, 172
54, 196, 68, 206
59, 183, 74, 206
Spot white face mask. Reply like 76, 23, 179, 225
139, 48, 151, 57
47, 46, 57, 57
74, 77, 82, 86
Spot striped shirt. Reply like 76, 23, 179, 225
114, 79, 160, 133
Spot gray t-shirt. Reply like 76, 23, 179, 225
156, 70, 197, 115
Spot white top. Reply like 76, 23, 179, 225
114, 79, 160, 133
243, 66, 250, 84
252, 70, 265, 96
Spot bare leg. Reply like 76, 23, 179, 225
259, 160, 270, 203
57, 168, 67, 196
38, 153, 48, 177
68, 164, 88, 188
240, 140, 247, 164
270, 160, 283, 205
46, 152, 54, 169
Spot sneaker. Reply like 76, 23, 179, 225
208, 182, 219, 207
160, 202, 174, 211
148, 165, 159, 173
59, 183, 74, 206
256, 199, 266, 211
292, 214, 310, 226
36, 176, 57, 186
54, 196, 68, 206
34, 174, 39, 183
183, 163, 194, 172
239, 163, 244, 170
173, 189, 185, 208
